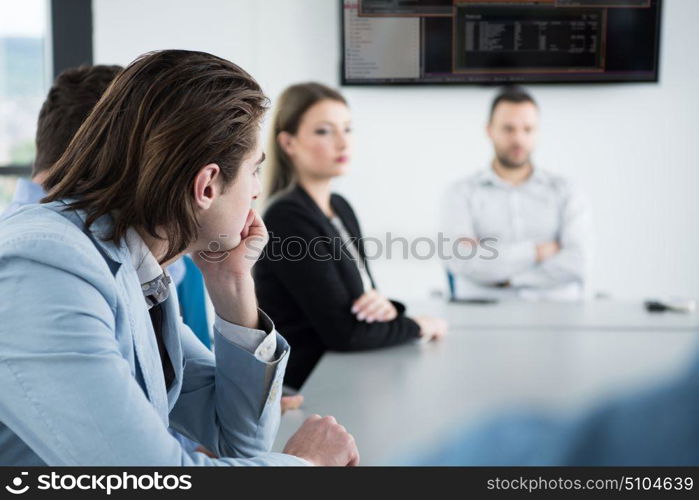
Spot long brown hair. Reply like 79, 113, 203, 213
264, 82, 346, 200
43, 50, 268, 262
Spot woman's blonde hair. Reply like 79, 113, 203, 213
264, 82, 347, 202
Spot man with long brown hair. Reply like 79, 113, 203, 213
0, 50, 358, 466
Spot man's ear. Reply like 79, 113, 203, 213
193, 163, 221, 210
277, 131, 295, 156
485, 121, 494, 141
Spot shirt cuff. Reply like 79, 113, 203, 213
214, 309, 278, 363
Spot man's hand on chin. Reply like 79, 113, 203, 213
192, 209, 269, 329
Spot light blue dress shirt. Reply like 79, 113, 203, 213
441, 168, 592, 301
0, 200, 306, 466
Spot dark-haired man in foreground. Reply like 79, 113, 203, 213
1, 64, 304, 414
0, 50, 356, 466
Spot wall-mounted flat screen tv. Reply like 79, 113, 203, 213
341, 0, 662, 84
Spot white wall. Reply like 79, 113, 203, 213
94, 0, 699, 301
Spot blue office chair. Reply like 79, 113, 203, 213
446, 270, 456, 301
176, 255, 211, 349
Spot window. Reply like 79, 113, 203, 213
0, 0, 92, 213
0, 0, 49, 165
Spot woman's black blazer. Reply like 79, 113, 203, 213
254, 183, 420, 389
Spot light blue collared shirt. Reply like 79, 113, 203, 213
1, 178, 187, 286
1, 178, 45, 220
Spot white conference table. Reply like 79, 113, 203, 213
273, 300, 699, 465
405, 298, 699, 331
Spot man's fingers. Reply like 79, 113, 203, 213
281, 394, 304, 414
240, 209, 269, 249
347, 441, 360, 466
248, 209, 267, 234
240, 209, 255, 239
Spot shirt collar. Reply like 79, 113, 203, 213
529, 168, 547, 184
11, 178, 46, 205
478, 165, 546, 188
477, 168, 503, 186
124, 227, 171, 308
